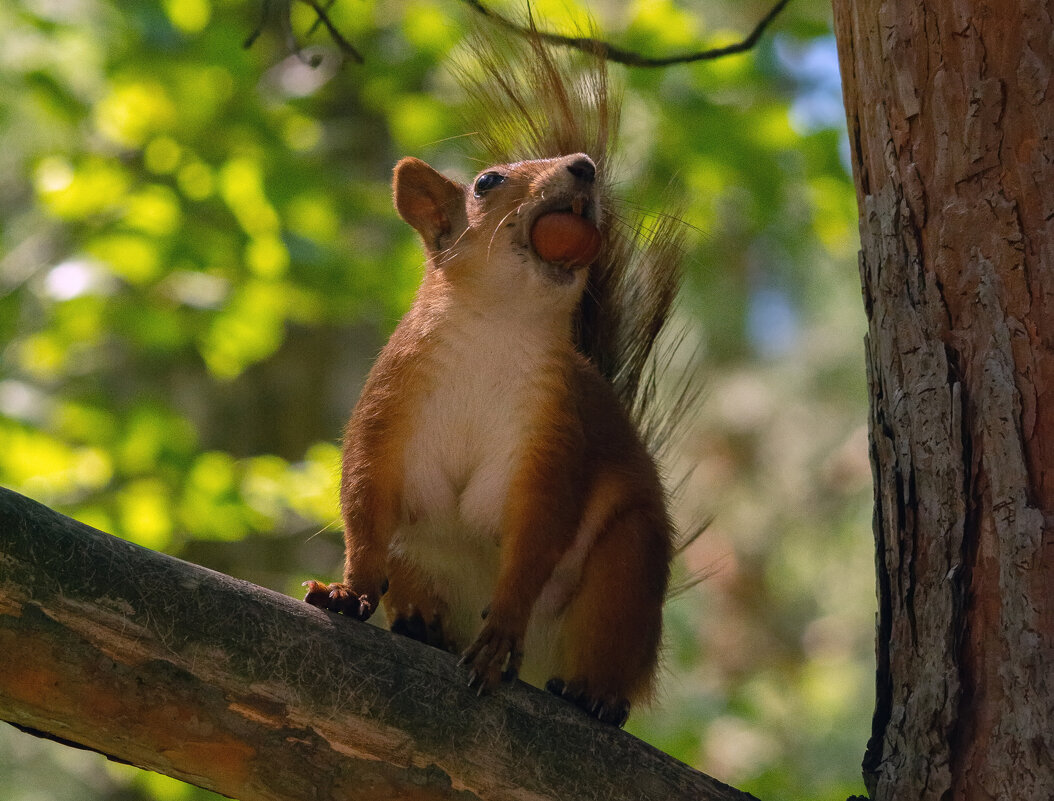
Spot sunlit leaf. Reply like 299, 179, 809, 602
87, 233, 163, 284
389, 93, 451, 152
35, 156, 130, 219
176, 159, 216, 200
286, 194, 340, 243
94, 80, 177, 149
145, 136, 183, 174
124, 184, 183, 237
198, 279, 287, 378
245, 235, 290, 278
219, 156, 281, 237
163, 0, 213, 35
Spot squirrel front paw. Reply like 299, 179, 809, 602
302, 579, 381, 621
460, 620, 524, 693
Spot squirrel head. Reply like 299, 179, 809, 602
393, 153, 602, 320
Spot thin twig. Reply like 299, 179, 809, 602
244, 0, 364, 64
299, 0, 364, 63
461, 0, 792, 67
306, 0, 339, 37
243, 0, 272, 49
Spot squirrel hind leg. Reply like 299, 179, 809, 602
547, 507, 670, 726
383, 555, 458, 653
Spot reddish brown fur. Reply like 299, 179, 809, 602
305, 38, 682, 724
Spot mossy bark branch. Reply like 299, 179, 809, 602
0, 487, 757, 801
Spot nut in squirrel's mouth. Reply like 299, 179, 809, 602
528, 194, 602, 271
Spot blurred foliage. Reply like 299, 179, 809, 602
0, 0, 871, 799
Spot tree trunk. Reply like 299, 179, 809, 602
831, 1, 1054, 799
0, 487, 757, 801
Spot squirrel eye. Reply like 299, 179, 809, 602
473, 171, 505, 197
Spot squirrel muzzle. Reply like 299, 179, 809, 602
526, 154, 602, 269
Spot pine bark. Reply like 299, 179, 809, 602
831, 1, 1054, 799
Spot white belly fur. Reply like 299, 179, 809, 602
392, 310, 568, 681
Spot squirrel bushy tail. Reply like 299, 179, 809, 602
455, 22, 690, 448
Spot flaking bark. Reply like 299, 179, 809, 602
832, 1, 1054, 798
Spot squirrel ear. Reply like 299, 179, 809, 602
393, 158, 467, 256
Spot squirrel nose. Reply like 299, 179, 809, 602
566, 157, 596, 184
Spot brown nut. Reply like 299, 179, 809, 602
530, 212, 602, 267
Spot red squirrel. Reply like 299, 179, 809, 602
305, 34, 685, 727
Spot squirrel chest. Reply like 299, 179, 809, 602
400, 309, 550, 534
390, 301, 574, 638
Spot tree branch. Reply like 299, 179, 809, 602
244, 0, 789, 69
460, 0, 792, 67
0, 487, 758, 801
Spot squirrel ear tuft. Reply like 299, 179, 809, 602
393, 158, 467, 255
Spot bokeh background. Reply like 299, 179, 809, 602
0, 0, 873, 799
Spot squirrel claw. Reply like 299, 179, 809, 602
462, 622, 523, 694
545, 676, 630, 727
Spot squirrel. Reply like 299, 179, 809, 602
304, 27, 688, 727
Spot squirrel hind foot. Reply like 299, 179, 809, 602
389, 609, 457, 653
545, 677, 630, 727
